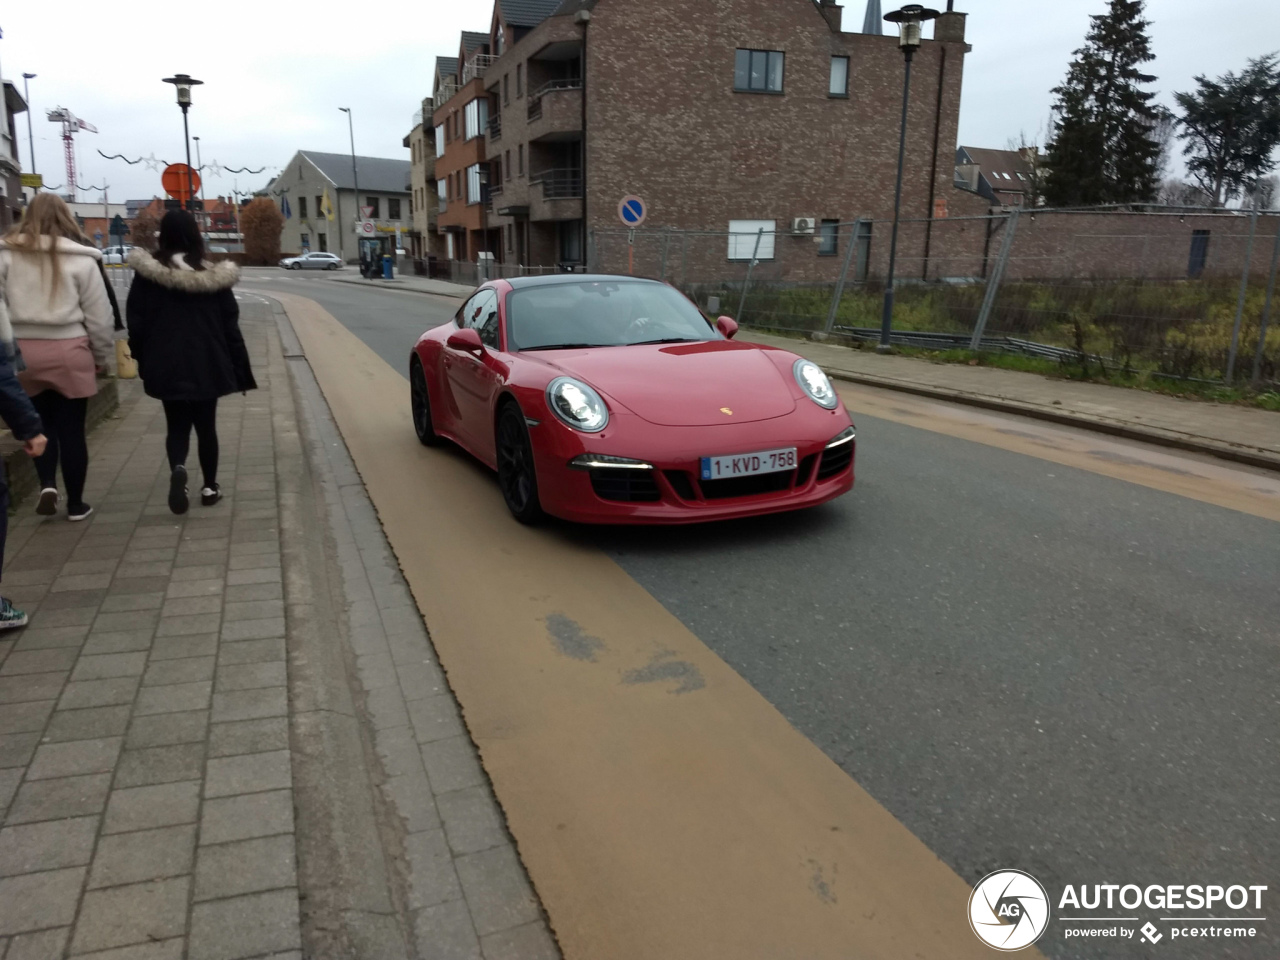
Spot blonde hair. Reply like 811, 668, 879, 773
5, 193, 90, 303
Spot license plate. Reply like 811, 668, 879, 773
700, 447, 797, 480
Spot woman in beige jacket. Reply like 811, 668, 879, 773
0, 193, 113, 521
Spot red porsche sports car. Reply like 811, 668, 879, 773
409, 275, 855, 524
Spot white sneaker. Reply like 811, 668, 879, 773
36, 487, 58, 516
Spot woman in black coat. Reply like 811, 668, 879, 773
126, 210, 256, 514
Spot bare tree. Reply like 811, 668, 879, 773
1246, 174, 1278, 210
1159, 179, 1213, 207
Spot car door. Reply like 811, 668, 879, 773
444, 288, 502, 452
302, 254, 320, 270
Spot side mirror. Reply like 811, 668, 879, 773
446, 327, 485, 353
716, 316, 739, 339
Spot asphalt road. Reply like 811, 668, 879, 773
248, 269, 1280, 959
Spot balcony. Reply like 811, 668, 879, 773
462, 54, 498, 85
488, 113, 502, 142
485, 184, 503, 210
532, 168, 582, 200
412, 108, 423, 129
527, 78, 583, 121
433, 81, 459, 110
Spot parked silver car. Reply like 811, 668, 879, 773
279, 252, 343, 270
103, 245, 134, 265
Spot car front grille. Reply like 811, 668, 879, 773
699, 470, 795, 500
816, 442, 854, 480
589, 468, 661, 502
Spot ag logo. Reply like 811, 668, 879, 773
968, 869, 1050, 951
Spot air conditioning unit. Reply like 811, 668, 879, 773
791, 217, 816, 235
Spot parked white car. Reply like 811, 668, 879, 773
103, 245, 134, 265
279, 252, 344, 270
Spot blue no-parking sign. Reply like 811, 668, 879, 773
618, 195, 647, 227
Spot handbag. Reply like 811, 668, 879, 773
115, 338, 138, 379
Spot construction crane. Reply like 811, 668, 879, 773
46, 107, 98, 201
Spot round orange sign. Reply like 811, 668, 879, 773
161, 163, 201, 201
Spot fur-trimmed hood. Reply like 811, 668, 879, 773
129, 248, 239, 293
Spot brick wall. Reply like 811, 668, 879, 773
584, 0, 969, 279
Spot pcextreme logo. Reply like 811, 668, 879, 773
968, 870, 1051, 951
968, 871, 1269, 950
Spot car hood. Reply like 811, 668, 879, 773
535, 341, 797, 426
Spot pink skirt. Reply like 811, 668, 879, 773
18, 337, 99, 399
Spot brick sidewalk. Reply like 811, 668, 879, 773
0, 305, 301, 958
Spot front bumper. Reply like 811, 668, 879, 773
530, 410, 855, 525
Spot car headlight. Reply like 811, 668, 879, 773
793, 359, 839, 409
546, 377, 609, 433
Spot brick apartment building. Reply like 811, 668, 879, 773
404, 106, 438, 259
428, 0, 972, 276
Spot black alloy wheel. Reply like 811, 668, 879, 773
410, 359, 441, 446
496, 403, 544, 524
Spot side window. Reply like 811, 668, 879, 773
468, 290, 500, 348
456, 291, 484, 327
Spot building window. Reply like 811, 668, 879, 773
315, 196, 323, 219
300, 233, 310, 249
518, 145, 524, 177
727, 220, 776, 260
435, 125, 445, 158
818, 219, 839, 256
504, 74, 510, 105
496, 23, 505, 54
438, 179, 448, 211
506, 225, 513, 253
318, 233, 328, 252
366, 197, 381, 218
388, 198, 401, 220
298, 196, 308, 219
467, 164, 483, 204
517, 64, 523, 98
505, 150, 511, 180
734, 50, 784, 93
1188, 230, 1210, 278
465, 98, 489, 140
829, 56, 849, 97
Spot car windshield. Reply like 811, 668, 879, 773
506, 280, 719, 351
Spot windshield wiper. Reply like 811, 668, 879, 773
629, 337, 703, 346
521, 342, 606, 351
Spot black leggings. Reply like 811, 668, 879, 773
31, 391, 89, 509
163, 399, 219, 489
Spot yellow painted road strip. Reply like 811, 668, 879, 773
275, 292, 1015, 960
838, 383, 1280, 524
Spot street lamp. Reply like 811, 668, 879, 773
161, 73, 203, 211
21, 74, 36, 177
877, 4, 939, 353
339, 108, 361, 261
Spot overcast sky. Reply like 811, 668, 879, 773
3, 0, 1277, 205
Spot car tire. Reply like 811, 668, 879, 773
410, 358, 442, 447
495, 403, 544, 525
290, 262, 301, 270
327, 263, 338, 270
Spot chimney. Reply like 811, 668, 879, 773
934, 10, 966, 43
819, 0, 843, 31
862, 0, 882, 34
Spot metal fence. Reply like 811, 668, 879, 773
587, 207, 1280, 386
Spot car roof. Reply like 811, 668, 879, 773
500, 274, 666, 290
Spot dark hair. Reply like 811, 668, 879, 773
156, 209, 206, 271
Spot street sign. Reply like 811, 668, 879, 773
161, 163, 201, 202
360, 206, 374, 219
110, 214, 126, 238
358, 220, 376, 237
618, 196, 646, 227
20, 173, 43, 188
94, 231, 103, 242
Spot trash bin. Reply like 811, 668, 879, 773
382, 255, 394, 280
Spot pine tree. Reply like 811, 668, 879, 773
1044, 0, 1162, 207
